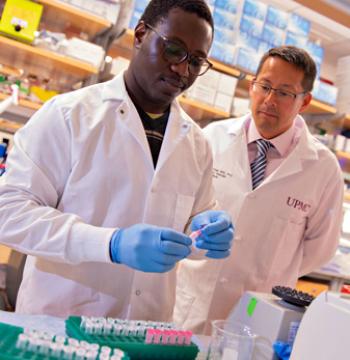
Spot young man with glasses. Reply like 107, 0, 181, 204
0, 0, 233, 321
175, 46, 344, 334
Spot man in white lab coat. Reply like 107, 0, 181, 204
0, 0, 233, 320
175, 46, 344, 334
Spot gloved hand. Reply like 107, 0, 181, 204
110, 224, 192, 273
190, 210, 234, 259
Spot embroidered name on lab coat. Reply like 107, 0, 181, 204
287, 197, 311, 212
213, 168, 233, 179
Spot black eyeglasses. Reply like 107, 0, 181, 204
145, 23, 213, 76
252, 81, 307, 102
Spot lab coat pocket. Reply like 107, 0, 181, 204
173, 194, 195, 232
173, 288, 195, 327
266, 215, 306, 281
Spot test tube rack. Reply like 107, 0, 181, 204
0, 320, 129, 359
65, 316, 199, 360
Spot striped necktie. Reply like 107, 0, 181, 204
250, 139, 272, 190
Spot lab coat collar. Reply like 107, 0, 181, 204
227, 113, 320, 186
102, 72, 194, 172
228, 113, 318, 161
155, 100, 194, 170
101, 72, 128, 102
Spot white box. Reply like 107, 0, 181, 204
186, 84, 216, 105
196, 69, 221, 90
61, 37, 105, 69
214, 92, 233, 113
218, 73, 238, 96
233, 96, 250, 117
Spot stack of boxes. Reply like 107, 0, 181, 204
336, 55, 350, 115
59, 0, 121, 24
126, 0, 339, 111
185, 69, 238, 114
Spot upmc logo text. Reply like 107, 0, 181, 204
286, 197, 311, 212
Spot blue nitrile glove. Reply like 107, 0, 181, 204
191, 210, 234, 259
109, 224, 192, 273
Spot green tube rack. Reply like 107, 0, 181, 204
65, 316, 199, 360
0, 320, 129, 359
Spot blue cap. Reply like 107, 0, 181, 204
0, 143, 7, 158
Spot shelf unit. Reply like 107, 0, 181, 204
0, 35, 98, 80
110, 29, 339, 119
37, 0, 111, 38
179, 96, 229, 121
0, 92, 41, 111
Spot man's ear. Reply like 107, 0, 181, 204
299, 92, 312, 113
248, 77, 256, 97
134, 21, 147, 49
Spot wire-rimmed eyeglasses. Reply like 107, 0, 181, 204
251, 81, 307, 102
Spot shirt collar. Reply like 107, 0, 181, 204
247, 115, 298, 157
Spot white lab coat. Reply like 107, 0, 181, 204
175, 114, 343, 334
0, 73, 215, 320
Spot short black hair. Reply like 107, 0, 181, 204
256, 45, 317, 92
140, 0, 214, 32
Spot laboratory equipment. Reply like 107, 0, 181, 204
228, 291, 306, 359
65, 315, 199, 360
207, 320, 259, 360
290, 291, 350, 359
272, 286, 314, 307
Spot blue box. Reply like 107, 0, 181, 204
240, 14, 264, 38
306, 41, 324, 63
243, 0, 267, 21
261, 23, 285, 47
258, 40, 273, 55
312, 80, 338, 106
265, 5, 288, 30
206, 0, 216, 6
134, 0, 149, 12
237, 32, 260, 51
285, 31, 308, 48
214, 0, 239, 13
234, 47, 260, 73
288, 13, 310, 37
210, 42, 236, 64
129, 11, 143, 29
213, 8, 237, 30
213, 26, 237, 44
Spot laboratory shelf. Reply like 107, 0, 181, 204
38, 0, 111, 38
0, 91, 229, 122
0, 92, 42, 111
110, 30, 338, 117
179, 96, 229, 121
0, 35, 98, 82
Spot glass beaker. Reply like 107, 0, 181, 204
208, 320, 265, 360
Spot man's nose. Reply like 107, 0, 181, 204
264, 89, 278, 104
170, 60, 190, 77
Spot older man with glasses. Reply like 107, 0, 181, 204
175, 45, 344, 335
0, 0, 233, 321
